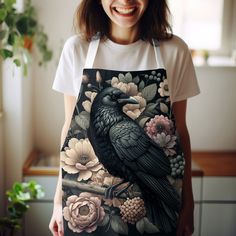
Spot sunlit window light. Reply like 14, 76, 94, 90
168, 0, 224, 50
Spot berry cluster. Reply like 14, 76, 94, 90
170, 155, 185, 178
119, 197, 146, 224
144, 71, 162, 82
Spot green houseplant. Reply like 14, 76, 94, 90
0, 181, 45, 236
0, 0, 52, 75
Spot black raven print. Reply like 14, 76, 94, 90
88, 87, 181, 233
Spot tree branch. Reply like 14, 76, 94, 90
62, 179, 141, 199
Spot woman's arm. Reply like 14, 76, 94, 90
49, 94, 77, 236
172, 100, 194, 236
54, 94, 77, 203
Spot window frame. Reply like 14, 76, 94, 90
220, 0, 236, 56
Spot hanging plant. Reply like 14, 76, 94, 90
0, 0, 53, 75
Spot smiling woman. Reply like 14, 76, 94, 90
50, 0, 200, 236
100, 0, 149, 43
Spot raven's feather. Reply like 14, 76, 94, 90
89, 87, 181, 233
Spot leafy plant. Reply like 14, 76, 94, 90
0, 181, 45, 236
0, 0, 52, 75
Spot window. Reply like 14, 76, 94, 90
168, 0, 235, 55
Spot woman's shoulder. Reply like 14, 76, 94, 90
160, 34, 190, 54
62, 34, 89, 53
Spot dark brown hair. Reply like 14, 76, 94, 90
74, 0, 172, 43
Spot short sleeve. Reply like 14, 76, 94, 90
172, 48, 200, 103
52, 37, 77, 96
164, 36, 200, 103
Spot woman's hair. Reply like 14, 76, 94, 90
74, 0, 172, 42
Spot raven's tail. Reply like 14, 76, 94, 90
144, 194, 179, 233
136, 172, 181, 232
137, 172, 181, 210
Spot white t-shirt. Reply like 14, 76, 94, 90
52, 34, 200, 103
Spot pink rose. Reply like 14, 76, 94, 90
63, 192, 105, 233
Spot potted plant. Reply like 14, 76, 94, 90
0, 0, 52, 75
0, 181, 45, 236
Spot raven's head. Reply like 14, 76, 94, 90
93, 87, 138, 109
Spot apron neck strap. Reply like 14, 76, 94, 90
84, 37, 100, 69
84, 37, 165, 69
152, 38, 165, 69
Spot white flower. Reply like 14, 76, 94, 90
158, 79, 169, 97
61, 138, 102, 181
82, 91, 97, 113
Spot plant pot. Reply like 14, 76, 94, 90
23, 35, 33, 52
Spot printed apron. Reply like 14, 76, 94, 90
61, 38, 184, 236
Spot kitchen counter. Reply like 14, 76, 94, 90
23, 150, 204, 176
192, 151, 236, 176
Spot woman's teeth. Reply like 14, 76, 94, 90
114, 7, 136, 15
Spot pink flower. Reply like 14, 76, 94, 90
145, 115, 174, 137
63, 192, 105, 233
153, 132, 177, 156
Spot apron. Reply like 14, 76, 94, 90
61, 37, 184, 236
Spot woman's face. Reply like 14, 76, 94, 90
101, 0, 149, 30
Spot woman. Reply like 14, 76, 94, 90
49, 1, 200, 235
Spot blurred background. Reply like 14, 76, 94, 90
0, 0, 235, 236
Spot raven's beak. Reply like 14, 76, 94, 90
117, 96, 139, 105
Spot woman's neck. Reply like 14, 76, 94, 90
109, 24, 140, 44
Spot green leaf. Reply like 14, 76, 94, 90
139, 116, 150, 128
141, 84, 157, 102
133, 76, 140, 84
0, 48, 13, 59
7, 31, 17, 45
118, 73, 125, 82
75, 111, 90, 130
4, 0, 16, 10
0, 8, 7, 22
139, 80, 145, 90
0, 30, 7, 40
160, 103, 169, 114
136, 218, 145, 234
13, 183, 23, 194
17, 192, 31, 201
16, 16, 37, 35
110, 215, 128, 235
146, 103, 157, 112
98, 214, 110, 226
13, 58, 21, 66
143, 217, 160, 233
5, 13, 16, 27
124, 72, 132, 83
43, 50, 52, 62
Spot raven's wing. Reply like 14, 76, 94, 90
109, 120, 180, 211
109, 120, 171, 177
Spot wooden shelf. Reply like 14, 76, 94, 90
192, 151, 236, 176
23, 150, 59, 176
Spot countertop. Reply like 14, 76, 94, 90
192, 152, 236, 176
23, 151, 236, 177
23, 150, 205, 177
